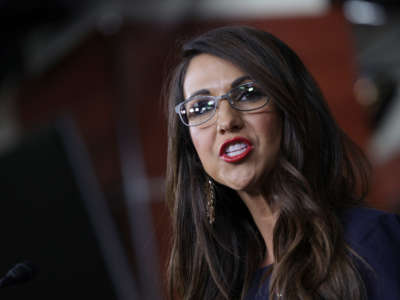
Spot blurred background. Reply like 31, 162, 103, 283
0, 0, 399, 299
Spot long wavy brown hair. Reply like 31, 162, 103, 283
164, 26, 370, 300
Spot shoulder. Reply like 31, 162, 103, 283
341, 206, 400, 260
341, 206, 400, 298
341, 206, 400, 246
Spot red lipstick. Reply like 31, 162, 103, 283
219, 137, 253, 163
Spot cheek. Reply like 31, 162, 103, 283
252, 112, 281, 140
189, 128, 215, 163
266, 116, 282, 143
252, 113, 282, 160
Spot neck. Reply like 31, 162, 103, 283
237, 190, 279, 266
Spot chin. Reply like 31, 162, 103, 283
222, 177, 255, 192
214, 168, 258, 191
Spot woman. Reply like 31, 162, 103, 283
164, 26, 400, 299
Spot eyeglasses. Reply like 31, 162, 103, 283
175, 82, 270, 127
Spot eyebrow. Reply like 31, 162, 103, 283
189, 89, 210, 99
231, 75, 251, 88
188, 75, 252, 99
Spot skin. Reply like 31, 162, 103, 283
183, 53, 282, 265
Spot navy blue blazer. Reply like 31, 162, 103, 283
245, 207, 400, 299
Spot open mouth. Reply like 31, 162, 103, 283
219, 137, 253, 163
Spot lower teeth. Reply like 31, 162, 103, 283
226, 148, 246, 157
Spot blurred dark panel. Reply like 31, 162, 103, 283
0, 121, 133, 299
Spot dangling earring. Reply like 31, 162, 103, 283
206, 178, 215, 225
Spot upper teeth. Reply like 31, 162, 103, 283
225, 143, 247, 153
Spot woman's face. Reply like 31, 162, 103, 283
183, 54, 282, 193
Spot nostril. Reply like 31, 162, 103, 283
216, 106, 244, 133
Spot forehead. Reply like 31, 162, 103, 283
183, 54, 246, 98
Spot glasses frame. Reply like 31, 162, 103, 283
174, 81, 270, 127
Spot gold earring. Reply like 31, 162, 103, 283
206, 179, 215, 225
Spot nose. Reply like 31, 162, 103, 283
216, 99, 244, 134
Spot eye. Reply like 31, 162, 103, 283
235, 84, 265, 102
186, 97, 215, 118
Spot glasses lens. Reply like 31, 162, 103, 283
230, 83, 268, 111
180, 96, 216, 126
